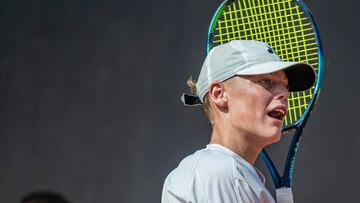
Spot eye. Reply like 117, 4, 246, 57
258, 78, 273, 86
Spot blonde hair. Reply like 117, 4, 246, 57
186, 77, 213, 122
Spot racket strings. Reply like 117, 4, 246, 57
210, 0, 319, 127
214, 11, 317, 60
288, 3, 313, 124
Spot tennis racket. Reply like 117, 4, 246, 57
207, 0, 324, 202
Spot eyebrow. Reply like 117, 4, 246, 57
245, 73, 288, 85
269, 72, 288, 83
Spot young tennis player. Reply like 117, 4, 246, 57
161, 40, 315, 203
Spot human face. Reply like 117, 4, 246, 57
224, 70, 289, 146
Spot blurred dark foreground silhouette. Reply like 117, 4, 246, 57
20, 191, 71, 203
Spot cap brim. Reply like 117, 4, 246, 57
235, 61, 316, 92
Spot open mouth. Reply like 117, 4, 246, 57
267, 108, 286, 120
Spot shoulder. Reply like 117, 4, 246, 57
170, 146, 236, 181
162, 149, 207, 202
162, 146, 236, 193
162, 145, 275, 203
195, 147, 236, 180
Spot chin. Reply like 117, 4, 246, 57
271, 132, 282, 143
262, 128, 282, 145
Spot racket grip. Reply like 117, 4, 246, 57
276, 188, 294, 203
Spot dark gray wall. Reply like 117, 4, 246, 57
0, 0, 358, 202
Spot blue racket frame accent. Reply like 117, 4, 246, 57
207, 0, 324, 189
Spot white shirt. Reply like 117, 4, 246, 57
161, 144, 275, 203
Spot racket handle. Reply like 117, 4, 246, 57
276, 188, 294, 203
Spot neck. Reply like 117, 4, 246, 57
210, 123, 263, 165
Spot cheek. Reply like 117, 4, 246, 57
225, 80, 273, 124
241, 98, 266, 122
228, 91, 268, 123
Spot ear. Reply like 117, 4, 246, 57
208, 81, 228, 108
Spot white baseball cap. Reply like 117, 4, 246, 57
182, 40, 315, 106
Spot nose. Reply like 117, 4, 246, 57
274, 84, 289, 102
